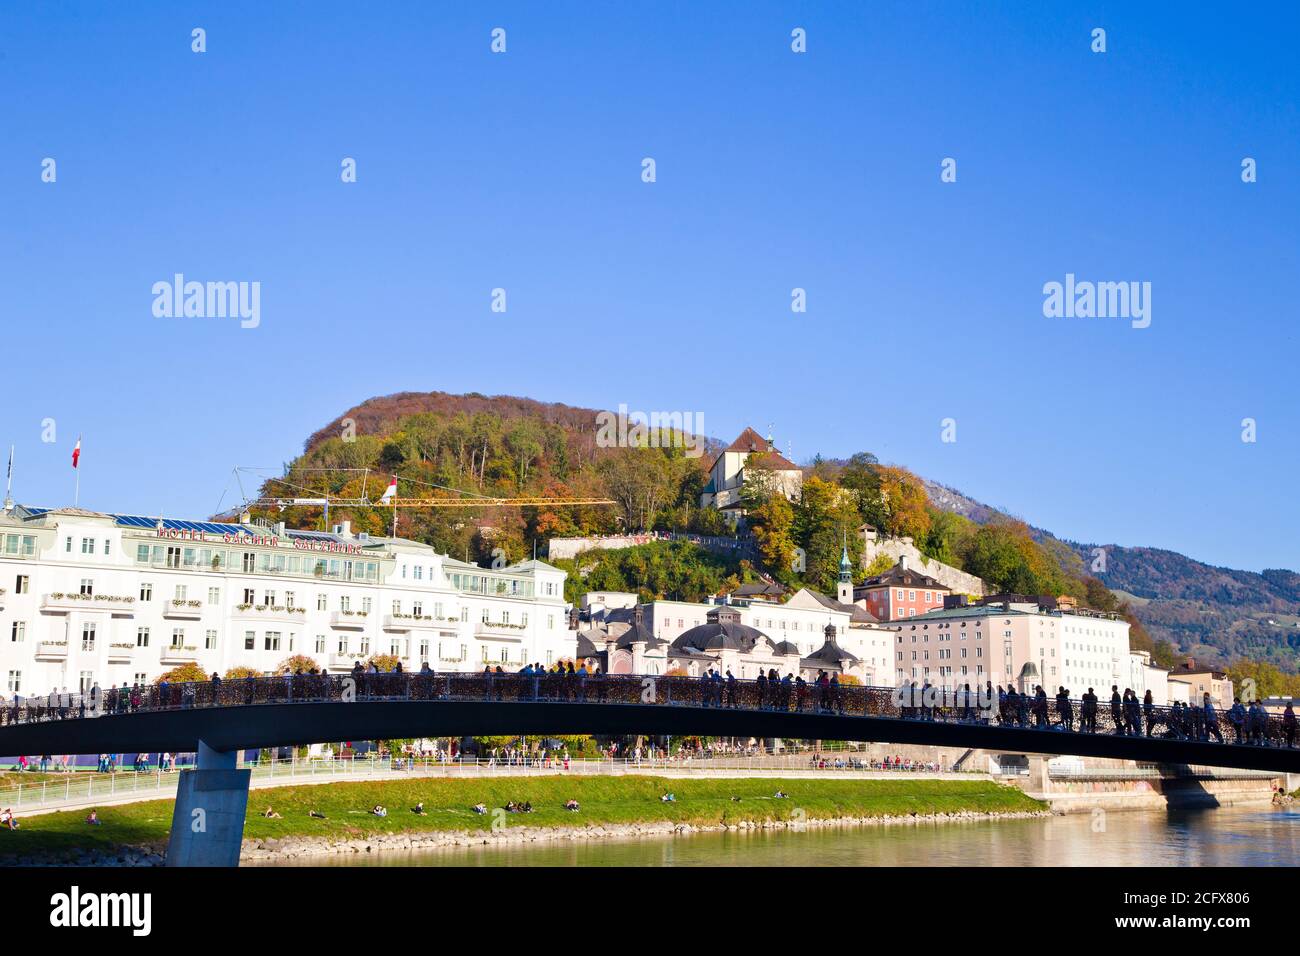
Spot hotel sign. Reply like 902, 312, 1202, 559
152, 527, 364, 555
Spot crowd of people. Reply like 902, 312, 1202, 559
2, 668, 1298, 750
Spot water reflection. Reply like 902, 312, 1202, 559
249, 806, 1300, 867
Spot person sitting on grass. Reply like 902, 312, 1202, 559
505, 801, 520, 813
262, 807, 282, 819
85, 810, 101, 825
309, 810, 327, 819
471, 803, 487, 815
774, 790, 788, 799
521, 801, 533, 813
730, 796, 742, 802
0, 808, 17, 830
371, 805, 388, 817
564, 799, 580, 812
660, 793, 675, 803
411, 802, 427, 815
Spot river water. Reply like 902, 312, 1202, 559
267, 805, 1300, 867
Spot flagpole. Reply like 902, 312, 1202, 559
75, 460, 80, 508
3, 445, 13, 512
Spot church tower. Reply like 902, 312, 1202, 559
837, 544, 854, 605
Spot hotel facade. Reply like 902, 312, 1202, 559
0, 505, 571, 698
887, 598, 1169, 701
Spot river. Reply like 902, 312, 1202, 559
253, 805, 1300, 867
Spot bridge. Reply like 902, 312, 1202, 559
2, 672, 1296, 865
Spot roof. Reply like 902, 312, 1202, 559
20, 506, 265, 538
709, 427, 801, 474
802, 633, 860, 668
855, 564, 948, 590
804, 589, 881, 625
893, 605, 1033, 623
673, 618, 773, 655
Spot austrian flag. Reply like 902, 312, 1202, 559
379, 477, 397, 503
71, 437, 81, 469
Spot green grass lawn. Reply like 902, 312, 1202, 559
0, 776, 1044, 856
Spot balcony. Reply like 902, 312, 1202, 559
383, 614, 458, 633
330, 611, 369, 630
40, 593, 137, 616
108, 644, 134, 663
163, 601, 204, 620
234, 604, 307, 624
35, 641, 69, 661
159, 645, 199, 665
328, 653, 366, 670
475, 621, 528, 641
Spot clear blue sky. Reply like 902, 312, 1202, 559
2, 2, 1296, 572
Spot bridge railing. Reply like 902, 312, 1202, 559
1, 673, 1294, 751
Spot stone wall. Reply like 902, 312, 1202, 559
860, 530, 988, 596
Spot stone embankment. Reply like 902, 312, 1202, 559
6, 808, 1050, 866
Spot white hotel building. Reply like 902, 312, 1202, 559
0, 505, 572, 697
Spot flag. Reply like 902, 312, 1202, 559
71, 437, 81, 470
379, 477, 397, 503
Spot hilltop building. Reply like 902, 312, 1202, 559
0, 504, 571, 696
700, 427, 803, 523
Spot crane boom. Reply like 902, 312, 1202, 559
245, 495, 615, 510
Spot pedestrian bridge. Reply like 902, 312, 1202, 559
1, 673, 1296, 865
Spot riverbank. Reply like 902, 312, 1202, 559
0, 775, 1046, 866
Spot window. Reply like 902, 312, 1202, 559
174, 584, 188, 601
243, 588, 256, 604
15, 575, 29, 595
208, 587, 221, 604
7, 671, 20, 694
137, 544, 150, 563
171, 628, 185, 648
362, 597, 372, 614
317, 594, 327, 611
65, 537, 72, 553
81, 623, 97, 651
79, 578, 94, 596
337, 636, 349, 654
340, 596, 351, 612
242, 552, 256, 573
166, 546, 181, 568
481, 608, 490, 623
81, 537, 95, 554
205, 629, 218, 650
10, 622, 24, 643
244, 630, 256, 651
104, 539, 111, 556
265, 632, 281, 651
263, 591, 276, 606
136, 627, 150, 647
315, 635, 326, 654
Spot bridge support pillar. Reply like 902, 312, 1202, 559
166, 741, 251, 867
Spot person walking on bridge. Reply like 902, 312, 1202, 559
1110, 686, 1124, 735
1283, 703, 1296, 749
1143, 690, 1155, 737
1079, 688, 1096, 733
1202, 693, 1223, 743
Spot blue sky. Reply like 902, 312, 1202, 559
2, 1, 1296, 572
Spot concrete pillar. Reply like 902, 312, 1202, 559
165, 741, 251, 867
